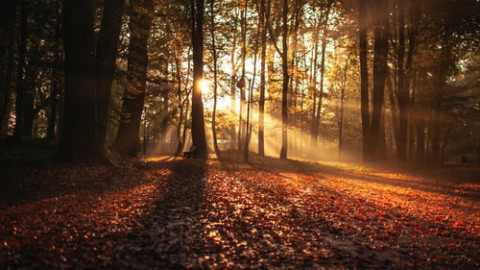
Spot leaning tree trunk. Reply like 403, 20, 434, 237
60, 0, 103, 162
114, 0, 153, 156
190, 0, 208, 159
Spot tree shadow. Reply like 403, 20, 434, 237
219, 151, 480, 202
112, 158, 208, 268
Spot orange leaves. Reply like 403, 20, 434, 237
1, 159, 479, 268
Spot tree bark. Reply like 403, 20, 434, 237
279, 0, 289, 160
358, 0, 370, 161
0, 23, 15, 135
95, 0, 126, 148
396, 0, 408, 162
47, 1, 62, 140
210, 0, 220, 156
314, 5, 331, 141
190, 0, 208, 159
60, 0, 103, 162
114, 0, 153, 156
14, 0, 27, 139
369, 0, 389, 160
258, 0, 269, 156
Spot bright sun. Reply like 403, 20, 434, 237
199, 79, 210, 94
199, 78, 231, 111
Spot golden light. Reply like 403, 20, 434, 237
199, 79, 210, 94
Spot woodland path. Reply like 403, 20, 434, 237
1, 155, 479, 269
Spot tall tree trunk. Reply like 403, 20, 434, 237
358, 0, 370, 161
237, 0, 247, 151
210, 0, 220, 156
14, 0, 27, 139
244, 4, 260, 163
431, 30, 451, 163
310, 18, 319, 141
314, 6, 331, 141
114, 0, 153, 156
338, 56, 348, 159
22, 64, 35, 137
60, 0, 103, 162
396, 0, 408, 162
95, 0, 126, 148
229, 7, 239, 150
279, 0, 289, 160
258, 0, 270, 156
0, 27, 15, 135
47, 1, 62, 140
370, 0, 389, 160
0, 1, 17, 134
190, 0, 208, 159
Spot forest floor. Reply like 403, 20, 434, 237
1, 142, 479, 269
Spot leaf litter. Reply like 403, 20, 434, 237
0, 158, 479, 269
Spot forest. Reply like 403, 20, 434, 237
0, 0, 479, 268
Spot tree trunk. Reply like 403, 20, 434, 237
338, 56, 348, 159
190, 0, 208, 159
114, 0, 153, 156
229, 7, 239, 150
210, 0, 220, 156
0, 27, 15, 136
95, 0, 126, 148
60, 0, 103, 162
416, 115, 425, 162
396, 0, 409, 162
244, 4, 260, 163
47, 1, 62, 140
369, 0, 389, 160
314, 6, 331, 141
0, 1, 17, 135
22, 64, 35, 137
14, 0, 27, 139
237, 0, 247, 151
358, 0, 370, 161
279, 0, 289, 160
258, 0, 269, 156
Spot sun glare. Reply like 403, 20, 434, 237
199, 79, 210, 94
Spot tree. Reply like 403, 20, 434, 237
258, 0, 270, 156
190, 0, 208, 159
0, 1, 18, 134
13, 0, 28, 139
114, 0, 154, 156
59, 0, 103, 162
95, 0, 126, 148
279, 0, 289, 160
210, 0, 220, 156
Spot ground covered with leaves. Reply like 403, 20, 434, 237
1, 150, 479, 269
